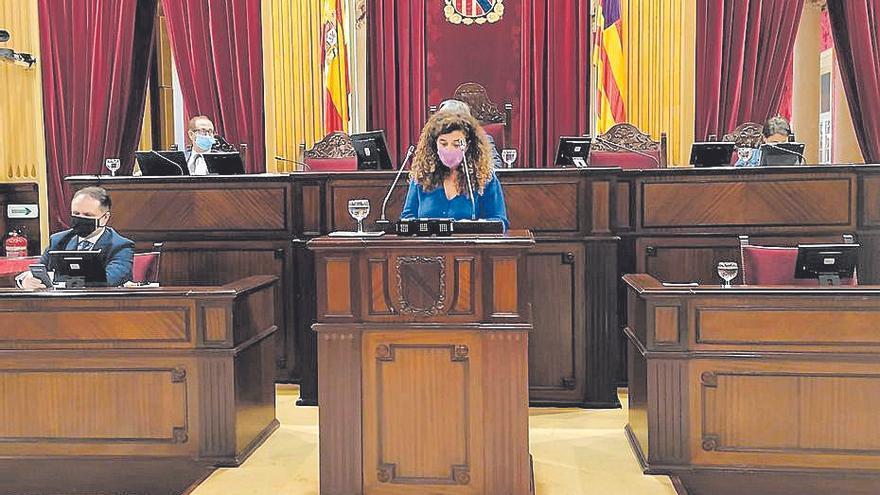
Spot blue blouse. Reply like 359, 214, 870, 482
734, 148, 762, 167
401, 174, 509, 230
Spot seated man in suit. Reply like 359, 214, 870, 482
437, 99, 503, 168
18, 186, 134, 289
186, 115, 216, 175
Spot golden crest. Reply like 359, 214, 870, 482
444, 0, 504, 25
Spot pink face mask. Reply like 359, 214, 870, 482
437, 145, 465, 169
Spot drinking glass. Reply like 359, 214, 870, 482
105, 158, 121, 177
348, 199, 370, 233
717, 261, 738, 288
501, 149, 517, 168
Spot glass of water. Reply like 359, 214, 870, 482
105, 158, 121, 177
501, 149, 517, 168
348, 199, 370, 233
717, 261, 738, 288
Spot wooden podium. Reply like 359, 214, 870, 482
309, 231, 535, 495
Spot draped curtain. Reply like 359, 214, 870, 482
827, 0, 880, 163
161, 0, 265, 173
520, 0, 591, 167
366, 1, 427, 165
695, 0, 804, 140
39, 0, 156, 230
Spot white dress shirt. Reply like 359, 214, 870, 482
188, 150, 209, 175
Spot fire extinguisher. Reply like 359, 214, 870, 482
4, 230, 27, 258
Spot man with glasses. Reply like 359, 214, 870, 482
186, 115, 216, 175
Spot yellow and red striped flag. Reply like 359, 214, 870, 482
322, 0, 349, 133
594, 0, 626, 133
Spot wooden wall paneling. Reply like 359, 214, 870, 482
293, 241, 319, 405
499, 171, 583, 234
584, 239, 622, 407
231, 332, 278, 464
326, 176, 408, 232
647, 358, 689, 467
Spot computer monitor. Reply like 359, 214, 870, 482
47, 250, 106, 288
135, 151, 188, 176
760, 142, 806, 166
794, 243, 859, 286
351, 131, 393, 170
202, 151, 246, 175
554, 136, 591, 168
690, 142, 736, 168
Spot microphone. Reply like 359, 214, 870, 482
274, 155, 310, 171
376, 145, 416, 230
762, 142, 806, 165
459, 139, 477, 221
593, 135, 661, 168
150, 150, 185, 175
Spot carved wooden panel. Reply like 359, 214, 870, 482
449, 257, 476, 315
491, 256, 518, 316
641, 178, 853, 229
591, 180, 611, 234
503, 181, 580, 232
616, 181, 632, 230
362, 332, 483, 493
722, 122, 764, 149
300, 183, 323, 235
368, 258, 394, 316
452, 82, 507, 124
108, 186, 288, 232
303, 132, 356, 159
593, 123, 661, 152
325, 257, 353, 317
653, 306, 679, 345
328, 180, 408, 232
0, 368, 188, 443
396, 256, 446, 316
202, 306, 229, 345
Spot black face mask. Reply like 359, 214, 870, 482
70, 215, 100, 237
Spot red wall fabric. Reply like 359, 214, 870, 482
827, 0, 880, 163
38, 0, 156, 230
695, 0, 804, 140
368, 0, 590, 167
161, 0, 265, 173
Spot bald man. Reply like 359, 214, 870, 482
186, 115, 216, 175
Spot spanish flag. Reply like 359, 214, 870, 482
322, 0, 349, 133
594, 0, 626, 133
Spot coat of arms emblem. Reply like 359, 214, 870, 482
444, 0, 504, 25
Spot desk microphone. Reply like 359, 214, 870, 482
762, 143, 806, 166
459, 139, 477, 220
150, 150, 185, 175
376, 145, 416, 230
593, 135, 661, 168
274, 155, 310, 171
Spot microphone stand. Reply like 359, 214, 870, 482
150, 150, 186, 175
762, 143, 806, 166
274, 155, 310, 171
593, 135, 661, 168
459, 140, 477, 221
376, 145, 416, 231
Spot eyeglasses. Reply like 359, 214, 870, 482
190, 129, 215, 136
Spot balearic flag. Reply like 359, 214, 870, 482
594, 0, 626, 133
322, 0, 350, 133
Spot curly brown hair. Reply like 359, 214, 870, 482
409, 112, 494, 195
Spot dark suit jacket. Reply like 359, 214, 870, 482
39, 227, 134, 286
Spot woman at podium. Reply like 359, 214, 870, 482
401, 111, 509, 229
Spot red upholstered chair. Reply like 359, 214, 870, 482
589, 123, 667, 169
0, 256, 39, 286
739, 235, 858, 286
430, 82, 513, 148
132, 242, 164, 284
302, 132, 358, 172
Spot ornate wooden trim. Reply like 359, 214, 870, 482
375, 344, 393, 361
592, 123, 661, 152
303, 132, 356, 159
452, 82, 507, 124
701, 434, 719, 451
700, 371, 717, 387
375, 462, 470, 485
172, 427, 189, 444
395, 255, 447, 316
723, 122, 764, 149
171, 368, 187, 383
451, 344, 469, 361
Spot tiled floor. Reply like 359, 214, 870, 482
191, 385, 676, 495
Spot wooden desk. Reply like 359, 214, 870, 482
310, 232, 534, 495
0, 276, 279, 466
623, 274, 880, 494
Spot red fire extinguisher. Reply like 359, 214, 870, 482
4, 231, 27, 258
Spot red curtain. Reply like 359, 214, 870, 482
695, 0, 804, 140
366, 1, 427, 165
827, 0, 880, 163
161, 0, 265, 173
520, 0, 591, 167
39, 0, 156, 230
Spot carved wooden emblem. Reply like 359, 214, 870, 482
723, 122, 764, 149
303, 131, 356, 159
396, 256, 446, 316
453, 82, 507, 124
592, 123, 660, 152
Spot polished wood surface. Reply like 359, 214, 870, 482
310, 233, 533, 495
0, 276, 279, 467
67, 164, 880, 408
623, 274, 880, 494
